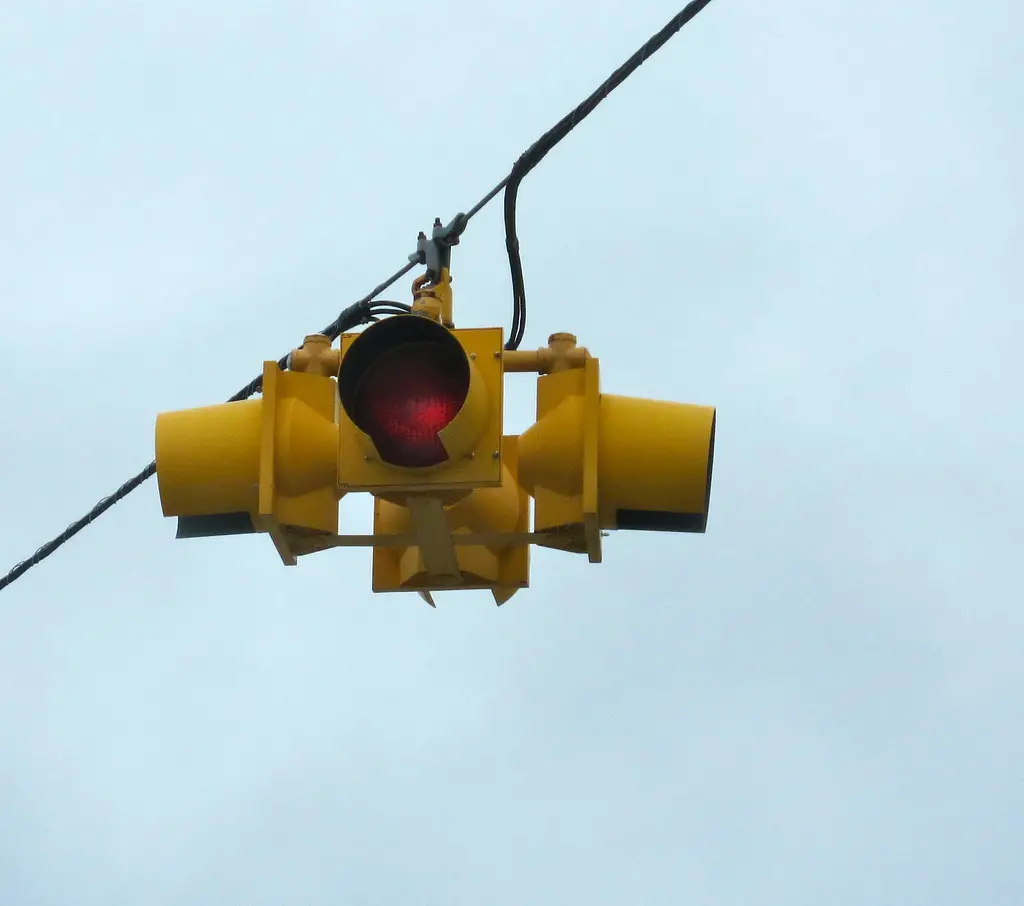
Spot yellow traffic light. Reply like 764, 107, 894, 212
336, 315, 504, 492
334, 313, 528, 600
155, 360, 341, 563
153, 308, 713, 603
371, 436, 530, 604
513, 335, 715, 561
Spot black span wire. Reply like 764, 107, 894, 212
502, 0, 716, 349
0, 262, 419, 593
0, 0, 718, 593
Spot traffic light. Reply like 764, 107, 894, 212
507, 333, 716, 563
154, 358, 341, 564
335, 313, 530, 602
335, 314, 504, 492
370, 436, 530, 605
153, 278, 715, 603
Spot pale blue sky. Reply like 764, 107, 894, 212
2, 2, 1023, 904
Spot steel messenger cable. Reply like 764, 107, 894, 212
0, 0, 716, 593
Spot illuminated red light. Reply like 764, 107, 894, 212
352, 342, 466, 467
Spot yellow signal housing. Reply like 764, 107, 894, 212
517, 356, 715, 561
155, 361, 341, 563
370, 436, 530, 604
152, 317, 716, 601
336, 315, 503, 493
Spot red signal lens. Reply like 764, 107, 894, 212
352, 341, 467, 467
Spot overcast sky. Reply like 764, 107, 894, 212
2, 1, 1023, 903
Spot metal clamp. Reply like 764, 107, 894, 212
409, 213, 468, 283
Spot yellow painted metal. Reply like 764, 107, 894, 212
288, 334, 342, 378
371, 436, 529, 604
411, 268, 454, 327
271, 528, 569, 555
255, 361, 341, 536
517, 367, 585, 527
581, 357, 602, 562
437, 349, 490, 462
337, 324, 504, 492
155, 361, 342, 562
405, 496, 461, 584
501, 333, 590, 374
155, 319, 715, 599
597, 395, 715, 532
517, 355, 716, 548
156, 398, 263, 519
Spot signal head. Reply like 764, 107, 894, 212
338, 316, 469, 468
336, 316, 504, 492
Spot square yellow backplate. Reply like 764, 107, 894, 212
337, 326, 504, 493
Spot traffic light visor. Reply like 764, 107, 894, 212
339, 316, 476, 468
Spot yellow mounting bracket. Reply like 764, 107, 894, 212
410, 268, 454, 327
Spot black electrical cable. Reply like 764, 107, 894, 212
1, 1, 718, 592
502, 0, 716, 349
369, 300, 413, 315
